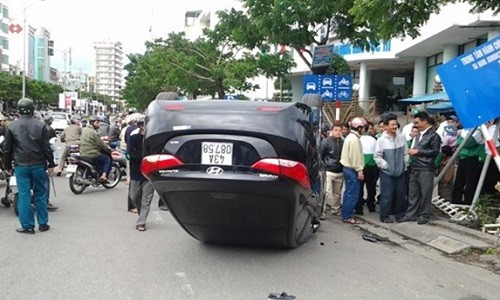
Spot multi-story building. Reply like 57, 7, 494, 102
94, 40, 123, 101
0, 1, 9, 72
34, 27, 51, 82
289, 3, 499, 107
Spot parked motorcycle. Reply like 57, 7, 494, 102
66, 150, 122, 194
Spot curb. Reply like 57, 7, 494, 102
356, 215, 497, 255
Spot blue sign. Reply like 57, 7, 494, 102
437, 36, 500, 128
311, 44, 335, 68
223, 94, 239, 100
303, 74, 353, 102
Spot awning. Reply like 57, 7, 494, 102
425, 101, 454, 114
399, 91, 449, 103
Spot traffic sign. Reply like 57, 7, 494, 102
437, 36, 500, 128
9, 23, 22, 34
303, 74, 353, 102
311, 45, 335, 68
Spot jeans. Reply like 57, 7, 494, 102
341, 167, 360, 220
379, 172, 407, 220
15, 165, 49, 229
92, 154, 112, 176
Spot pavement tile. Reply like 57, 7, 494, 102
427, 235, 470, 254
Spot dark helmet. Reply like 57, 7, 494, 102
17, 98, 35, 115
89, 115, 101, 123
44, 115, 54, 125
136, 115, 145, 126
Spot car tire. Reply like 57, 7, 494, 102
155, 92, 179, 100
301, 93, 322, 108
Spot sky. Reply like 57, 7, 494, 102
7, 0, 240, 73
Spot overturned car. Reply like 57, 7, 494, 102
141, 98, 323, 248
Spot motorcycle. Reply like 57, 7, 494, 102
66, 147, 122, 194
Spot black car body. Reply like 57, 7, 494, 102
142, 100, 322, 248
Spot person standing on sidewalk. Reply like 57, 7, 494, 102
355, 121, 378, 215
374, 114, 409, 223
451, 125, 484, 205
400, 112, 441, 225
3, 98, 55, 234
319, 124, 344, 219
127, 116, 155, 231
340, 117, 366, 224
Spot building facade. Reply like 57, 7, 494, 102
93, 40, 124, 101
0, 1, 9, 72
34, 27, 50, 82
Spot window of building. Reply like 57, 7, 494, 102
1, 37, 8, 49
1, 22, 8, 34
427, 52, 443, 67
2, 54, 8, 64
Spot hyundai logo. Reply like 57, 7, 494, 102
206, 166, 224, 175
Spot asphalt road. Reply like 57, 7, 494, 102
0, 175, 498, 300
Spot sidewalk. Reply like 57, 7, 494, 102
355, 211, 499, 255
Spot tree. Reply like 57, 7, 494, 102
0, 72, 62, 111
122, 31, 296, 108
223, 0, 499, 71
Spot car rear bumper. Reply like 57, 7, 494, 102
149, 174, 319, 248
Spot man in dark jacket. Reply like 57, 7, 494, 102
319, 123, 344, 219
400, 112, 441, 225
3, 98, 55, 234
127, 116, 154, 231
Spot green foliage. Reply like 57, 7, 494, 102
326, 54, 351, 75
273, 76, 292, 91
227, 0, 499, 71
468, 194, 500, 228
122, 29, 295, 108
0, 72, 63, 111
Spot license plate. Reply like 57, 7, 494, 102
66, 164, 78, 173
9, 176, 16, 186
201, 142, 233, 165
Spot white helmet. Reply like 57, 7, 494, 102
350, 117, 367, 129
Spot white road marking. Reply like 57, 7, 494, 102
152, 211, 164, 224
175, 272, 194, 297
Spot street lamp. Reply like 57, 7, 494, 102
22, 0, 45, 99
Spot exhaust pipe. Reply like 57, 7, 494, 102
77, 178, 93, 185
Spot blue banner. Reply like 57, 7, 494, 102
437, 36, 500, 128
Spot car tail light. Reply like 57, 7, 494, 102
251, 158, 311, 189
141, 154, 184, 176
162, 104, 185, 111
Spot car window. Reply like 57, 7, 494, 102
52, 113, 67, 120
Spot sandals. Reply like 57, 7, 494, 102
342, 218, 359, 224
135, 224, 146, 231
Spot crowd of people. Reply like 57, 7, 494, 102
0, 98, 162, 234
319, 109, 500, 225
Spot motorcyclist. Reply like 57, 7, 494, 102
79, 115, 112, 182
57, 115, 83, 175
108, 117, 122, 149
0, 114, 8, 137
